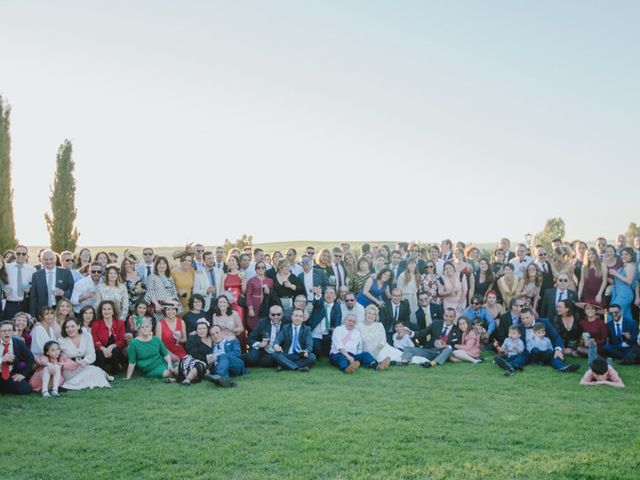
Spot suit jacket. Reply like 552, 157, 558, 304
379, 300, 411, 334
517, 318, 563, 351
29, 267, 74, 316
136, 263, 155, 285
495, 312, 518, 344
308, 299, 342, 332
297, 270, 329, 297
3, 338, 35, 378
274, 323, 314, 353
192, 267, 224, 311
399, 258, 426, 275
247, 317, 289, 346
539, 288, 578, 324
413, 319, 461, 349
606, 319, 639, 347
415, 303, 444, 330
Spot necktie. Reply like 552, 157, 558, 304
325, 304, 331, 331
394, 304, 399, 321
335, 264, 343, 288
16, 265, 24, 297
542, 263, 547, 273
615, 323, 622, 339
146, 266, 151, 278
442, 327, 449, 339
1, 342, 10, 380
208, 269, 215, 287
292, 326, 300, 353
47, 270, 55, 306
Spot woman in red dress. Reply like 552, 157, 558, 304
245, 261, 273, 332
155, 302, 187, 363
222, 255, 247, 349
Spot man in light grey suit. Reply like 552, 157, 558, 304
193, 251, 223, 311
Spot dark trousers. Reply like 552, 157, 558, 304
245, 348, 277, 367
272, 351, 317, 370
94, 347, 125, 374
510, 351, 567, 370
2, 301, 26, 320
528, 348, 553, 365
0, 377, 32, 395
329, 351, 376, 371
604, 343, 635, 362
212, 354, 245, 377
312, 335, 332, 358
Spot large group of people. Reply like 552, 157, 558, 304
1, 234, 638, 396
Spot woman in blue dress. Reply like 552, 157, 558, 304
356, 268, 392, 308
609, 247, 637, 321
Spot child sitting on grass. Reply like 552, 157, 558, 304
580, 358, 624, 388
527, 323, 553, 365
494, 326, 524, 377
391, 323, 414, 365
29, 340, 64, 398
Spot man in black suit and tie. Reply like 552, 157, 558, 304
494, 298, 525, 346
273, 308, 317, 371
0, 320, 35, 394
401, 243, 426, 275
388, 251, 405, 285
308, 287, 342, 357
245, 305, 287, 367
415, 291, 444, 331
539, 273, 578, 324
499, 238, 515, 262
532, 245, 554, 300
29, 249, 74, 317
329, 247, 348, 292
379, 288, 411, 343
404, 307, 460, 368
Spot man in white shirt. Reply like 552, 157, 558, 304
59, 250, 83, 282
340, 292, 365, 325
136, 248, 155, 285
286, 248, 303, 276
428, 245, 445, 276
245, 248, 265, 281
330, 247, 347, 291
3, 245, 36, 319
214, 246, 226, 271
329, 315, 388, 373
193, 244, 205, 271
509, 244, 533, 279
70, 262, 104, 313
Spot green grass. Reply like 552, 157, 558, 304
3, 355, 640, 480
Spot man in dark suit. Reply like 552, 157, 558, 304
0, 320, 35, 394
499, 238, 515, 262
298, 257, 329, 300
204, 324, 245, 387
245, 305, 288, 367
494, 298, 525, 346
388, 250, 405, 285
379, 288, 411, 343
532, 245, 554, 301
329, 247, 348, 292
401, 243, 426, 274
404, 307, 460, 367
603, 304, 639, 364
539, 273, 578, 324
308, 287, 342, 357
29, 249, 74, 316
273, 308, 317, 371
495, 308, 580, 373
415, 292, 444, 331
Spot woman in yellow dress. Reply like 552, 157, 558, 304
171, 248, 195, 312
497, 263, 521, 310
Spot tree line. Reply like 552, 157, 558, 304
0, 96, 80, 253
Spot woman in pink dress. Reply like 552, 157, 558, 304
245, 261, 273, 332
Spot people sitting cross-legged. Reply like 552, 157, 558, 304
403, 307, 460, 368
494, 307, 580, 375
0, 320, 35, 395
329, 314, 389, 373
204, 324, 246, 387
272, 308, 317, 372
494, 325, 525, 377
246, 305, 287, 368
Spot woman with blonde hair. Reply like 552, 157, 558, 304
121, 251, 145, 317
53, 298, 74, 338
358, 305, 399, 365
172, 246, 196, 312
578, 247, 608, 306
396, 258, 421, 324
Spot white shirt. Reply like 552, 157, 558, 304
330, 325, 363, 355
555, 288, 569, 306
340, 303, 365, 325
0, 339, 14, 375
4, 263, 36, 301
44, 267, 57, 306
509, 256, 534, 279
393, 333, 414, 350
303, 270, 315, 300
289, 263, 303, 276
30, 324, 58, 356
288, 324, 303, 355
70, 275, 103, 313
312, 302, 333, 339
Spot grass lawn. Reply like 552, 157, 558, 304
3, 356, 639, 480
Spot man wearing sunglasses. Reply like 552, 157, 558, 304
539, 274, 578, 324
532, 245, 554, 294
3, 245, 36, 319
136, 248, 155, 285
604, 304, 638, 364
245, 305, 287, 368
70, 262, 104, 313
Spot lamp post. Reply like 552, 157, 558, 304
525, 232, 532, 248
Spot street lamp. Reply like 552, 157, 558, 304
525, 232, 532, 247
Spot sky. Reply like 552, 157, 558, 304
1, 1, 639, 248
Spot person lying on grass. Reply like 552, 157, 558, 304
580, 358, 624, 388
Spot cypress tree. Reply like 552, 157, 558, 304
45, 139, 80, 251
0, 96, 18, 252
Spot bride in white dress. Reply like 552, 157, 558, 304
58, 318, 112, 390
358, 305, 403, 363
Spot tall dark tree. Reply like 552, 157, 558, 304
45, 139, 80, 252
0, 96, 18, 252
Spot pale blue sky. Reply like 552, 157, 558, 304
1, 1, 638, 247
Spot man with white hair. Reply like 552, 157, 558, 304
29, 249, 74, 316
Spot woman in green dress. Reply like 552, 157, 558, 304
126, 319, 176, 380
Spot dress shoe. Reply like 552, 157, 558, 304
345, 361, 360, 374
